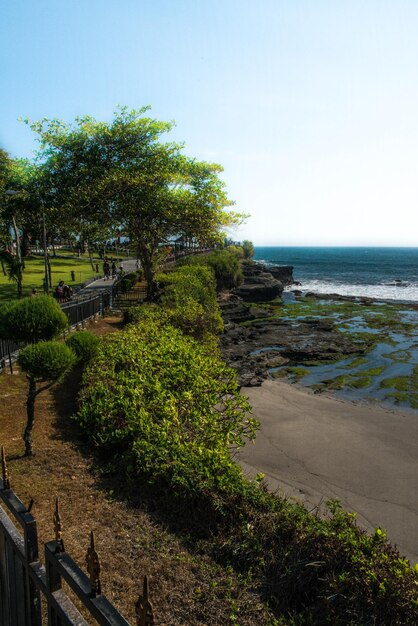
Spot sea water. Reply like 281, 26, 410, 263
254, 247, 418, 302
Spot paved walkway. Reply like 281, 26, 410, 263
72, 259, 139, 299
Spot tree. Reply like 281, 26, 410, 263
18, 342, 75, 455
27, 107, 246, 299
0, 295, 68, 345
0, 156, 45, 296
242, 240, 254, 259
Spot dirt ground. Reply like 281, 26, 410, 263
0, 316, 274, 626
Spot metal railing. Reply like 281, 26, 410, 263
0, 448, 154, 626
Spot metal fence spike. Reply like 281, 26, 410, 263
1, 446, 10, 489
135, 575, 155, 626
86, 530, 101, 597
53, 496, 65, 552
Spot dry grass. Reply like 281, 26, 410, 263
0, 316, 277, 626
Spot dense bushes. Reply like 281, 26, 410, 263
124, 264, 223, 343
76, 321, 256, 494
156, 265, 223, 339
181, 250, 243, 291
66, 330, 99, 363
0, 295, 68, 344
119, 271, 138, 293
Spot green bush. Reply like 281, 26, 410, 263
181, 250, 243, 291
66, 331, 99, 363
124, 303, 172, 327
227, 245, 244, 258
0, 295, 69, 344
18, 341, 76, 381
157, 265, 223, 338
18, 341, 76, 456
76, 321, 257, 495
242, 240, 255, 259
119, 277, 131, 293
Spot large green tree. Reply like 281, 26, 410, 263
27, 107, 245, 298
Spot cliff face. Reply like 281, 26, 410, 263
263, 264, 294, 285
232, 262, 283, 302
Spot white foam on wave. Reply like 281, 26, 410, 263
291, 280, 418, 302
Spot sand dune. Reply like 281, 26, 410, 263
239, 380, 418, 563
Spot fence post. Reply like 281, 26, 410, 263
46, 498, 65, 626
7, 343, 13, 375
135, 576, 154, 626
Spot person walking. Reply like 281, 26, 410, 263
103, 259, 110, 280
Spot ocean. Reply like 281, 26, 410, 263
253, 247, 418, 302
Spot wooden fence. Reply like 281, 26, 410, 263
0, 448, 154, 626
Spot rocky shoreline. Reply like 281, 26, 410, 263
219, 261, 414, 389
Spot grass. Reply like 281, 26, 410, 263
0, 254, 101, 301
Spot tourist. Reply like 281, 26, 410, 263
103, 259, 110, 280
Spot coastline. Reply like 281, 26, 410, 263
239, 378, 418, 564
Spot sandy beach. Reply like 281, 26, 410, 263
239, 380, 418, 564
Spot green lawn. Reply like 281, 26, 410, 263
0, 254, 102, 301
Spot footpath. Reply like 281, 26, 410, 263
70, 258, 138, 300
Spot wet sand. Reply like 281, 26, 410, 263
239, 380, 418, 563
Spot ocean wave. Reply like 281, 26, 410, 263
290, 280, 418, 302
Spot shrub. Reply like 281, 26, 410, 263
18, 341, 76, 381
242, 240, 255, 259
76, 322, 257, 495
0, 295, 68, 344
124, 303, 168, 326
18, 341, 76, 455
181, 250, 243, 291
66, 331, 99, 363
158, 265, 223, 338
227, 245, 244, 258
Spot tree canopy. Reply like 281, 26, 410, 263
25, 107, 245, 297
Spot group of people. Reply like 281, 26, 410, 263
54, 280, 73, 302
102, 259, 124, 280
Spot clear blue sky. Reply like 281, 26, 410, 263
1, 0, 418, 246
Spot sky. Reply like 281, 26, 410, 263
1, 0, 418, 246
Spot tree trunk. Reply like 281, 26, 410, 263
47, 256, 53, 288
138, 246, 155, 301
0, 259, 6, 276
17, 272, 23, 299
24, 377, 37, 457
87, 243, 95, 271
11, 215, 21, 263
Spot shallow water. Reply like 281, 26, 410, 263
267, 305, 418, 411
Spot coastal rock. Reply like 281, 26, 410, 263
242, 261, 295, 286
233, 272, 283, 302
218, 300, 274, 324
220, 317, 375, 387
265, 265, 294, 285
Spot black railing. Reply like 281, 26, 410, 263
0, 448, 154, 626
60, 294, 105, 328
0, 339, 19, 374
111, 284, 146, 310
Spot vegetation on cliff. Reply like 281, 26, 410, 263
74, 264, 418, 625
